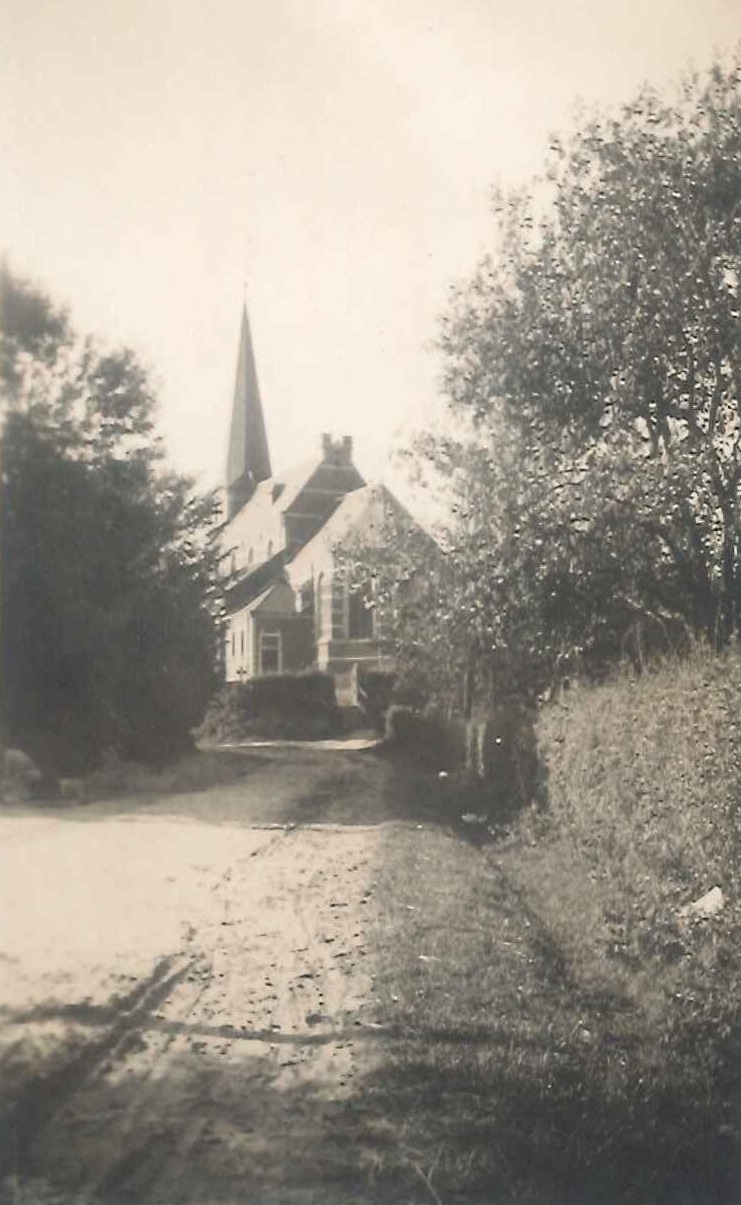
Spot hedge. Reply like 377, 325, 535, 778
197, 672, 343, 742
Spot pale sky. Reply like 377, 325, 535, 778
3, 0, 741, 494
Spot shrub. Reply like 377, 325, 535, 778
357, 669, 396, 732
384, 705, 466, 770
384, 704, 537, 808
357, 669, 428, 732
384, 704, 419, 745
197, 672, 342, 742
465, 707, 538, 807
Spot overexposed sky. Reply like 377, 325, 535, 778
2, 0, 741, 492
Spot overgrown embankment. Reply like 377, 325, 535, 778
536, 647, 741, 986
369, 647, 741, 1203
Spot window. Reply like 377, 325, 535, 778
348, 587, 374, 639
267, 539, 274, 558
299, 582, 315, 619
331, 578, 346, 639
316, 573, 324, 638
240, 629, 245, 655
248, 547, 254, 566
259, 631, 281, 675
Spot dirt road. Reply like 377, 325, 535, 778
0, 745, 424, 1205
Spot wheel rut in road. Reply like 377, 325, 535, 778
1, 809, 391, 1205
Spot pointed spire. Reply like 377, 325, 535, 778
226, 303, 271, 520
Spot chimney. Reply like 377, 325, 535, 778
320, 433, 354, 465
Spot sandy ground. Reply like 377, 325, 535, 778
0, 747, 404, 1205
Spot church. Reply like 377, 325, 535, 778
222, 305, 408, 685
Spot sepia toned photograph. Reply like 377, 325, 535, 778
3, 2, 741, 1202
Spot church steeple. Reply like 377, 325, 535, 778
226, 304, 272, 520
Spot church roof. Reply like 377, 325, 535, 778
249, 455, 324, 516
224, 455, 323, 543
225, 443, 364, 536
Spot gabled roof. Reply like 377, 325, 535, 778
286, 483, 413, 583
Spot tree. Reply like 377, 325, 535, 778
337, 501, 458, 708
391, 56, 741, 707
1, 265, 225, 771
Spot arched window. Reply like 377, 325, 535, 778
267, 539, 274, 558
248, 547, 254, 566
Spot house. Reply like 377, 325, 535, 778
222, 305, 409, 686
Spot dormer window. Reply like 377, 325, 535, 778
272, 483, 284, 503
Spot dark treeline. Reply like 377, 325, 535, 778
1, 265, 226, 772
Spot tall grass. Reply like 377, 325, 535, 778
539, 646, 741, 943
536, 643, 741, 1068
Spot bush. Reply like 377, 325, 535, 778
357, 669, 396, 732
356, 670, 428, 733
466, 707, 538, 807
384, 704, 537, 809
384, 706, 466, 770
197, 672, 342, 742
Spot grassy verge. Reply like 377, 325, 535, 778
367, 817, 741, 1204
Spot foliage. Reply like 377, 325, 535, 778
355, 668, 396, 732
383, 700, 537, 811
538, 643, 741, 971
198, 672, 342, 742
339, 501, 482, 712
361, 57, 741, 707
1, 264, 225, 770
384, 705, 466, 771
517, 644, 741, 1200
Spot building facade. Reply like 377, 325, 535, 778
222, 305, 405, 685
